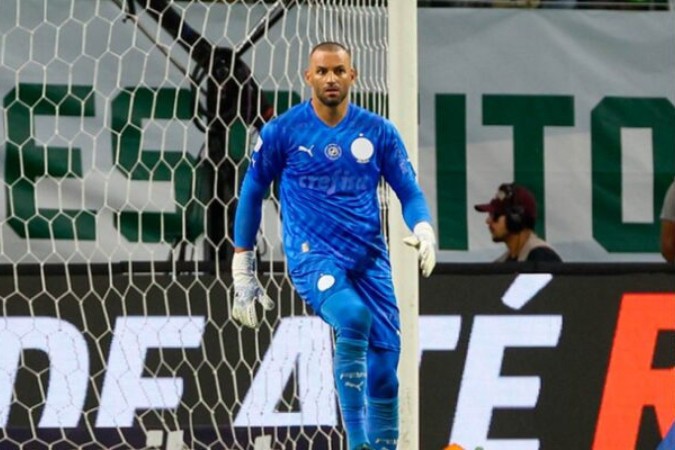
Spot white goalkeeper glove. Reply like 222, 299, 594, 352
231, 251, 275, 328
403, 221, 437, 278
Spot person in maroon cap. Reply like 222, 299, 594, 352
474, 183, 562, 262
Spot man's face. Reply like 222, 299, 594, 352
486, 213, 509, 243
305, 48, 355, 107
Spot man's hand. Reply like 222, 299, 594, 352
231, 251, 275, 328
403, 221, 437, 277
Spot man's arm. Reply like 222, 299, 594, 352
380, 124, 436, 277
660, 181, 675, 264
661, 219, 675, 263
231, 174, 274, 328
233, 174, 267, 250
386, 165, 436, 277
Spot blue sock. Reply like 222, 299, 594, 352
334, 336, 369, 449
367, 396, 399, 450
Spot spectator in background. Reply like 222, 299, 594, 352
474, 182, 562, 262
659, 177, 675, 263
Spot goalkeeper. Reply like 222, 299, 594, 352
232, 41, 436, 450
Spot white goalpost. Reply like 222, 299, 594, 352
388, 2, 420, 449
0, 1, 419, 448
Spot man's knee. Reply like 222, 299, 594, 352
368, 349, 399, 398
321, 289, 372, 341
337, 301, 372, 339
368, 366, 398, 398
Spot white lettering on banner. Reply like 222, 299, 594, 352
450, 316, 562, 450
501, 274, 553, 310
234, 317, 337, 427
620, 128, 654, 223
0, 314, 564, 436
96, 316, 205, 427
35, 170, 176, 213
0, 317, 89, 427
418, 316, 461, 363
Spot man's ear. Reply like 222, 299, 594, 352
304, 68, 311, 84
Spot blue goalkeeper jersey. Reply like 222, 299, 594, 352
237, 100, 431, 272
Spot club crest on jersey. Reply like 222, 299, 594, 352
324, 144, 342, 160
350, 136, 374, 163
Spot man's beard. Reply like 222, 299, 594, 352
491, 231, 507, 243
317, 90, 347, 107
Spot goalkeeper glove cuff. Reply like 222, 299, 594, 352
403, 221, 437, 278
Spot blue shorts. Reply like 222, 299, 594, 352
289, 253, 400, 351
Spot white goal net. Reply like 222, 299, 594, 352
0, 1, 392, 449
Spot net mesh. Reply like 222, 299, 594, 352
0, 1, 388, 448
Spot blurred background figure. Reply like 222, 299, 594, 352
660, 177, 675, 263
474, 183, 562, 262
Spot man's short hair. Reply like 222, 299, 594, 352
310, 41, 351, 57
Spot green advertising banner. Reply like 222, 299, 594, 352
2, 3, 675, 263
419, 9, 675, 262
